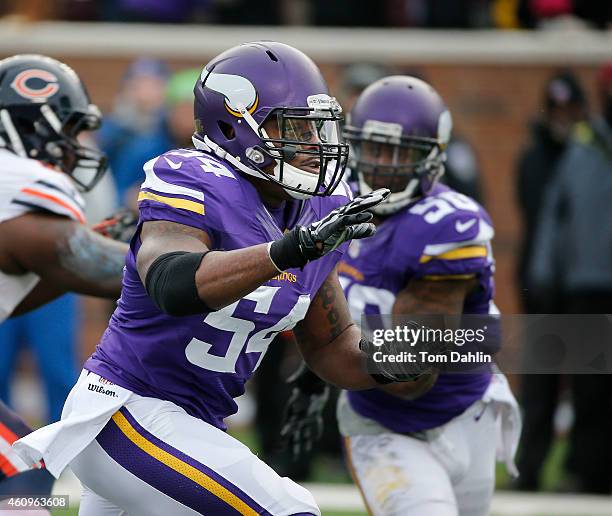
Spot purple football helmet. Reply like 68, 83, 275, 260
193, 42, 348, 199
344, 76, 452, 215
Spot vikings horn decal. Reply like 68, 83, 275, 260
11, 69, 60, 102
204, 71, 259, 117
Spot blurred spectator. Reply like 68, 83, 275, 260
518, 0, 611, 28
103, 0, 211, 23
96, 58, 170, 206
0, 0, 56, 21
517, 70, 587, 313
527, 64, 612, 494
99, 66, 200, 210
215, 0, 281, 25
573, 1, 612, 29
515, 70, 587, 492
311, 0, 386, 26
164, 68, 201, 147
426, 0, 491, 28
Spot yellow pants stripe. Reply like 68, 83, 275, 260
111, 411, 257, 515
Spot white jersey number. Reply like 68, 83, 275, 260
185, 286, 310, 373
409, 191, 479, 224
339, 277, 395, 327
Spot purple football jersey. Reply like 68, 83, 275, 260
341, 182, 495, 433
85, 148, 352, 430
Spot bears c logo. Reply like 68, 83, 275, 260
11, 69, 60, 102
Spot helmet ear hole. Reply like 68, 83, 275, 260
217, 120, 235, 140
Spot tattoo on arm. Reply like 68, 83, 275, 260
318, 276, 345, 341
57, 225, 127, 282
296, 270, 355, 349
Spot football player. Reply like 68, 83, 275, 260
0, 55, 129, 504
11, 43, 425, 516
282, 76, 521, 516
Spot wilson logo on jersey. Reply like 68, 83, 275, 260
11, 69, 60, 102
87, 383, 118, 397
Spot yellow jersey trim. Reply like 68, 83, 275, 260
419, 245, 487, 264
138, 191, 204, 215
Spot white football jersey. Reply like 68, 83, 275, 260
0, 148, 86, 321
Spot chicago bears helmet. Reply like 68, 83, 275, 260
344, 76, 452, 215
193, 41, 348, 200
0, 54, 107, 191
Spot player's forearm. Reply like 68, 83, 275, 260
300, 324, 377, 390
55, 226, 127, 298
195, 244, 280, 310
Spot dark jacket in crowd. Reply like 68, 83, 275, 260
528, 117, 612, 294
516, 120, 567, 293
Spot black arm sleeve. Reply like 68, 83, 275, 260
144, 251, 212, 316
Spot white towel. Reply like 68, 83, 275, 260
482, 372, 522, 478
13, 370, 132, 478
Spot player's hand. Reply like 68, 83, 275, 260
92, 209, 138, 243
269, 188, 390, 270
280, 363, 330, 459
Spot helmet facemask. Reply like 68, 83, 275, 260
254, 103, 348, 199
345, 120, 447, 216
195, 94, 348, 200
0, 102, 107, 192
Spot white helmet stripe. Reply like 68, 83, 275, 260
0, 109, 26, 157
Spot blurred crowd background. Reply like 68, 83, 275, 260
0, 0, 611, 29
1, 0, 612, 503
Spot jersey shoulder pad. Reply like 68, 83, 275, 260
0, 151, 85, 224
137, 148, 242, 232
403, 188, 494, 279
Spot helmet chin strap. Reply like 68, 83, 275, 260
274, 161, 318, 199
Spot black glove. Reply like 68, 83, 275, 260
92, 209, 138, 243
269, 188, 390, 271
280, 364, 330, 459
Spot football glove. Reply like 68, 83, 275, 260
280, 364, 329, 459
269, 188, 390, 271
92, 209, 138, 243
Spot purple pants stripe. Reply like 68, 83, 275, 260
95, 407, 270, 515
